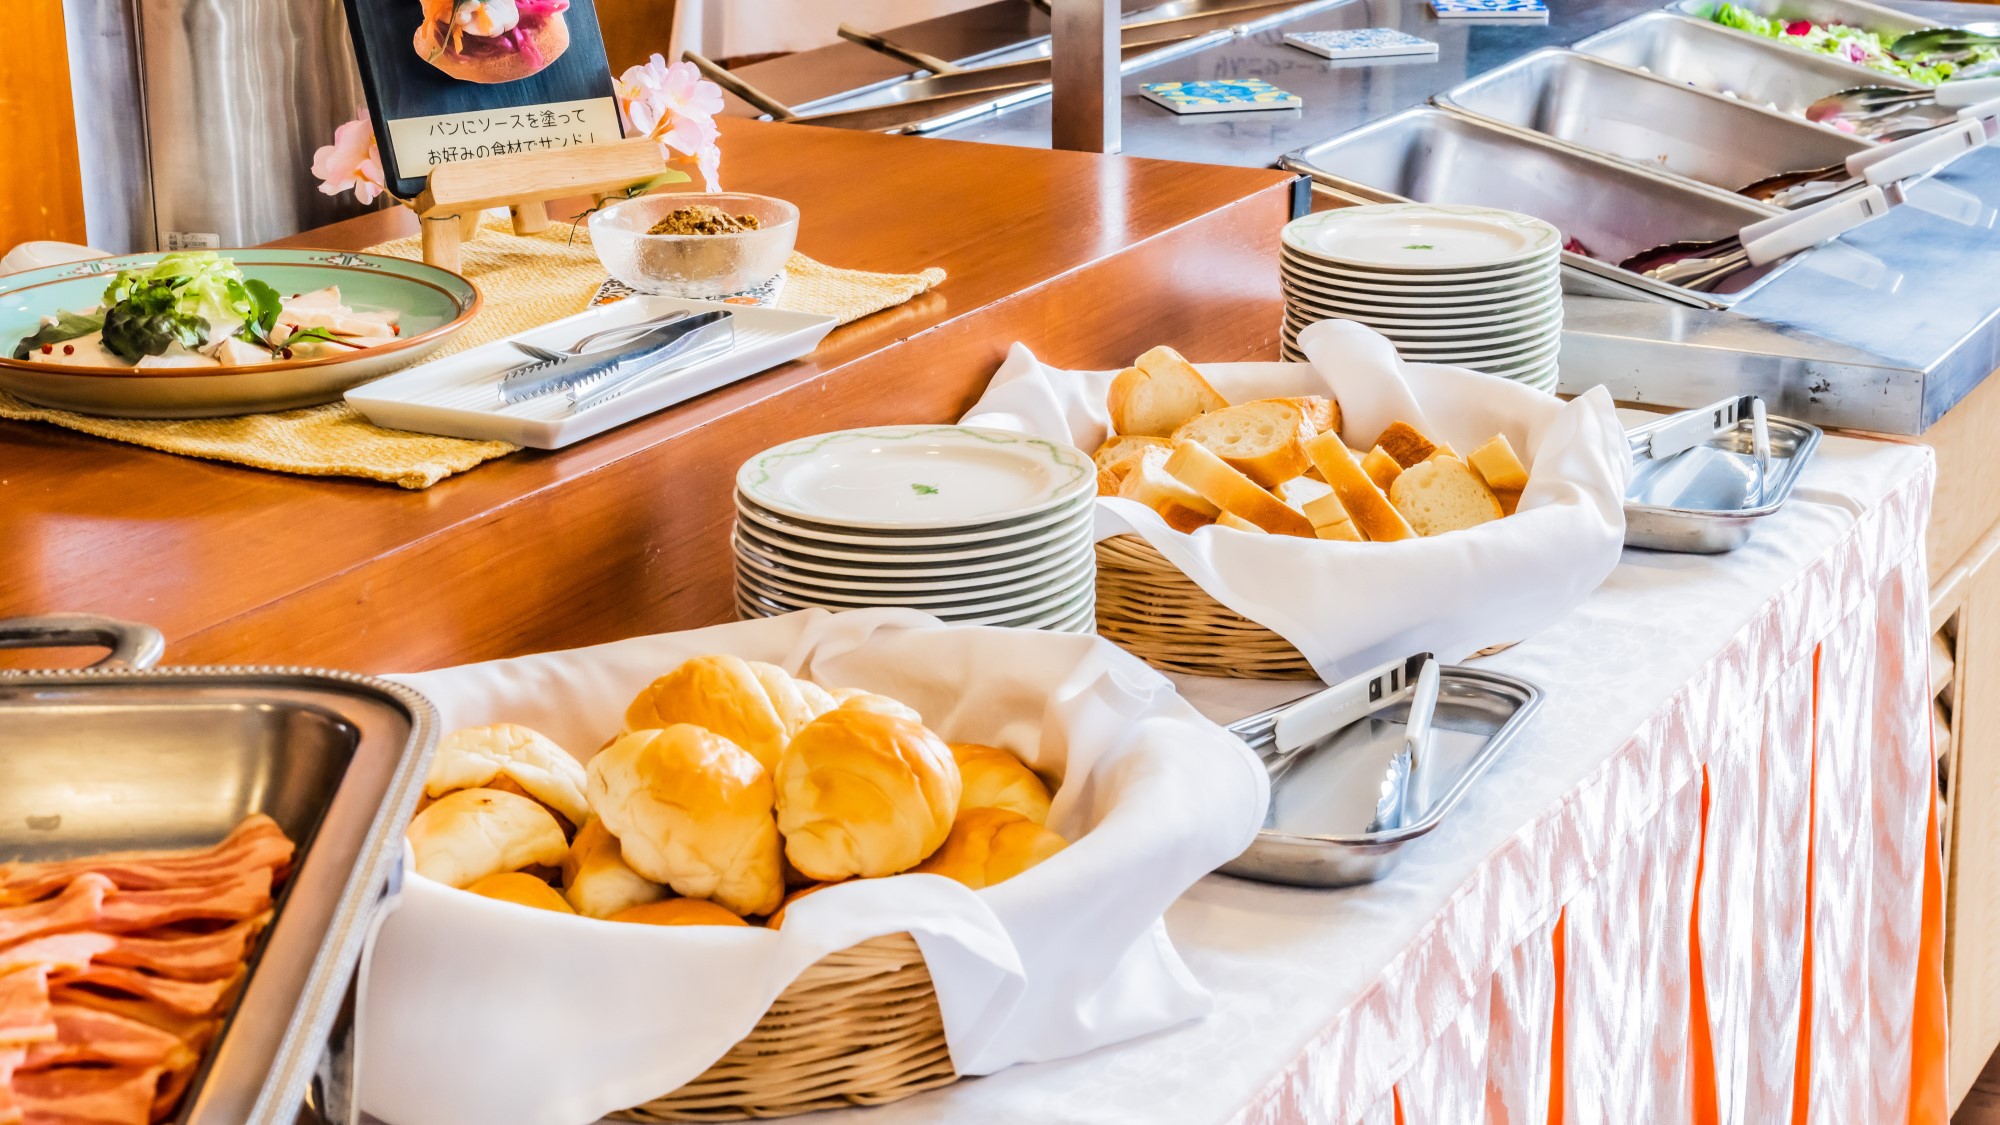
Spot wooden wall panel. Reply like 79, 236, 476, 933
0, 2, 86, 251
592, 0, 680, 77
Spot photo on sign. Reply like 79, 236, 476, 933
342, 0, 620, 196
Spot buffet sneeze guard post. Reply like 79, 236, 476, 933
1052, 0, 1122, 152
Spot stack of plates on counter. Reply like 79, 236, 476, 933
733, 425, 1099, 632
1280, 203, 1565, 393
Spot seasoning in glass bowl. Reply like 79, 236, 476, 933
646, 205, 763, 237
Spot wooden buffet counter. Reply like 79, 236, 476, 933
0, 119, 1294, 671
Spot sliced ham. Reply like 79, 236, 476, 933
0, 936, 113, 980
19, 1005, 192, 1072
0, 817, 291, 901
50, 966, 242, 1019
0, 879, 110, 948
11, 1063, 163, 1125
93, 868, 272, 934
0, 969, 54, 1049
94, 918, 264, 983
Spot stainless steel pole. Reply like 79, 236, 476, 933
1050, 0, 1120, 153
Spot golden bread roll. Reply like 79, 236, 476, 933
913, 808, 1068, 890
766, 881, 843, 929
466, 872, 576, 914
585, 725, 785, 917
408, 788, 570, 890
775, 709, 962, 881
951, 743, 1053, 825
624, 655, 813, 770
427, 723, 590, 828
609, 898, 751, 927
561, 817, 668, 919
831, 687, 924, 724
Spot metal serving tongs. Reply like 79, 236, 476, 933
1629, 393, 1773, 504
1891, 25, 2000, 58
1246, 652, 1442, 832
1618, 181, 1901, 291
497, 310, 735, 412
1805, 67, 2000, 125
1739, 108, 1997, 208
685, 52, 1043, 132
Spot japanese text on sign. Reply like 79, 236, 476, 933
385, 97, 623, 175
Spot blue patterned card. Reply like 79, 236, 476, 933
1431, 0, 1548, 18
1139, 79, 1303, 115
1283, 29, 1439, 59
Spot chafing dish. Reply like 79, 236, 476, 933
1624, 395, 1823, 552
1280, 106, 1794, 308
1220, 666, 1541, 888
1576, 11, 1927, 124
0, 614, 438, 1125
1437, 49, 1871, 196
1673, 0, 1931, 42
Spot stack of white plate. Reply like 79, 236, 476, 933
1280, 202, 1565, 393
733, 425, 1098, 632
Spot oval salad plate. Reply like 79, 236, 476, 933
0, 249, 479, 418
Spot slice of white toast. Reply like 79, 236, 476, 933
1388, 457, 1503, 536
1107, 347, 1227, 437
1171, 400, 1313, 488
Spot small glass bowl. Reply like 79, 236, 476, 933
588, 192, 799, 299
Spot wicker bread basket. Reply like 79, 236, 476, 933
615, 933, 956, 1121
1092, 535, 1317, 680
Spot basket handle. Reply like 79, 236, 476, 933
0, 614, 166, 669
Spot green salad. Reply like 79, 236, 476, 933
1711, 2, 1997, 85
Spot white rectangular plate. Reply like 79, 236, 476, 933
344, 296, 839, 449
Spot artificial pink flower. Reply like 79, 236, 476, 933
313, 114, 387, 205
617, 54, 727, 190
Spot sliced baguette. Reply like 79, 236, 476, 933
1119, 444, 1221, 533
1375, 421, 1438, 468
1277, 475, 1332, 511
1282, 395, 1340, 437
1428, 442, 1460, 462
1304, 432, 1415, 543
1216, 511, 1267, 534
1302, 492, 1363, 542
1389, 457, 1503, 536
1466, 434, 1529, 493
1361, 447, 1403, 492
1165, 441, 1315, 538
1494, 488, 1523, 517
1171, 400, 1313, 488
1108, 347, 1227, 437
1093, 434, 1170, 496
1096, 466, 1123, 497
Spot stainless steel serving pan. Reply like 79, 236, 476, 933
0, 614, 438, 1125
1219, 666, 1541, 887
1281, 107, 1793, 308
1624, 402, 1823, 552
1672, 0, 1931, 40
1576, 11, 1927, 122
1437, 49, 1872, 196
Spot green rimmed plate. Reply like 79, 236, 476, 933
0, 249, 479, 418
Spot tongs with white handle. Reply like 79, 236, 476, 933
1744, 113, 1994, 208
1248, 652, 1443, 831
1629, 394, 1774, 503
1619, 183, 1901, 291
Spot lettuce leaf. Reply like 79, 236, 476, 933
11, 310, 104, 360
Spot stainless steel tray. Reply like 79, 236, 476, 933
1672, 0, 1931, 46
1281, 106, 1792, 309
1437, 48, 1871, 197
1576, 11, 1928, 126
1219, 667, 1541, 888
0, 615, 439, 1125
1624, 405, 1823, 552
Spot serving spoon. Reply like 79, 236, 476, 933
1619, 183, 1900, 291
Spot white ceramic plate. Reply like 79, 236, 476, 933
735, 485, 1092, 539
345, 296, 837, 449
1282, 203, 1561, 272
730, 526, 1093, 580
736, 574, 1094, 626
737, 425, 1094, 531
736, 538, 1095, 594
733, 513, 1096, 565
732, 490, 1093, 548
1283, 300, 1562, 340
1280, 247, 1560, 287
1284, 297, 1562, 330
1283, 284, 1561, 317
736, 559, 1094, 613
1278, 265, 1561, 299
1284, 289, 1562, 321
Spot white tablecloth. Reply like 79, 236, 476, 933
793, 428, 1941, 1124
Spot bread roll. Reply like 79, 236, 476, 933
775, 709, 961, 881
831, 687, 924, 724
466, 872, 576, 915
408, 788, 569, 890
1389, 458, 1503, 536
912, 808, 1068, 890
1107, 347, 1227, 437
585, 726, 785, 917
1170, 400, 1313, 488
610, 899, 751, 927
1304, 432, 1415, 542
951, 743, 1053, 824
1466, 434, 1530, 493
1165, 441, 1314, 537
624, 655, 822, 771
427, 723, 589, 828
766, 881, 841, 929
1375, 421, 1438, 468
562, 817, 668, 919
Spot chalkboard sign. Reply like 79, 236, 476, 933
342, 0, 624, 198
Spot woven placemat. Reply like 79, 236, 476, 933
0, 214, 945, 489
